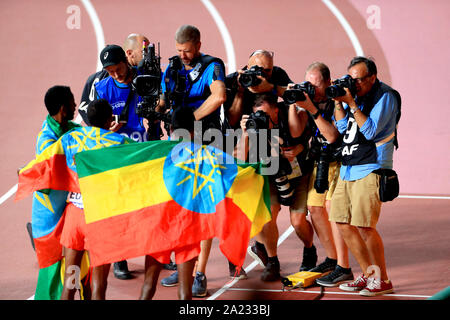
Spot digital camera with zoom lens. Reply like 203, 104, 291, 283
282, 81, 316, 104
239, 65, 265, 88
325, 75, 357, 99
246, 110, 270, 132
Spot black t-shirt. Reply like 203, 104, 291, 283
78, 69, 109, 125
224, 65, 292, 125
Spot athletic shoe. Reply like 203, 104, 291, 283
339, 274, 368, 292
248, 242, 269, 267
299, 245, 317, 271
229, 262, 248, 280
261, 260, 280, 282
163, 260, 177, 270
113, 260, 132, 280
192, 271, 207, 297
161, 271, 179, 287
316, 265, 354, 287
308, 257, 337, 274
360, 278, 394, 297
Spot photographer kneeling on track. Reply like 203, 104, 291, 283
329, 56, 401, 297
236, 93, 313, 282
287, 62, 353, 287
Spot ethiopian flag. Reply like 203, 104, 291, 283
16, 127, 131, 201
75, 140, 271, 268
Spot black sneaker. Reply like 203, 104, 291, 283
163, 260, 177, 270
248, 242, 268, 267
309, 257, 337, 274
228, 261, 248, 280
261, 260, 280, 282
113, 260, 132, 280
299, 245, 318, 271
316, 265, 354, 287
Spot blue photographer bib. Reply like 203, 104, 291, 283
95, 74, 147, 142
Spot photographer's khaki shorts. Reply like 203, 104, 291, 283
329, 173, 381, 228
307, 161, 340, 207
270, 173, 310, 214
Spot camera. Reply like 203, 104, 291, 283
325, 75, 356, 99
246, 110, 269, 132
239, 65, 265, 88
165, 56, 187, 109
273, 156, 296, 206
132, 42, 162, 120
314, 144, 331, 194
282, 81, 316, 104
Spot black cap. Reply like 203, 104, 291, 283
100, 44, 126, 68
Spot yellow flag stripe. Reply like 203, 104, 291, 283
20, 140, 65, 174
226, 166, 271, 237
80, 157, 171, 224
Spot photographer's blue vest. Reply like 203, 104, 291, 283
163, 54, 225, 130
341, 80, 401, 166
95, 73, 147, 142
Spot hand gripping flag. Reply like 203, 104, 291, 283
75, 140, 272, 268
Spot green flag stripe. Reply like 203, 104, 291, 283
75, 140, 177, 178
76, 140, 264, 179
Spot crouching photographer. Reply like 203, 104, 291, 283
285, 62, 353, 286
236, 93, 312, 282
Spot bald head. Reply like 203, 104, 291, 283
247, 50, 274, 79
123, 33, 149, 66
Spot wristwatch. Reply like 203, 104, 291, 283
350, 107, 359, 114
311, 109, 321, 119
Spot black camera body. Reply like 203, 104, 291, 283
239, 65, 264, 88
246, 110, 270, 132
325, 75, 357, 99
165, 56, 187, 110
133, 42, 162, 120
282, 81, 316, 104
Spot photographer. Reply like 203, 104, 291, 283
289, 62, 353, 287
330, 56, 400, 296
236, 93, 312, 281
159, 25, 226, 297
225, 50, 292, 128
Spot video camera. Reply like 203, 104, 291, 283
239, 65, 265, 88
325, 75, 356, 99
282, 81, 316, 104
132, 42, 170, 123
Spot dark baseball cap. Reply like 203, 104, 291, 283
100, 44, 127, 68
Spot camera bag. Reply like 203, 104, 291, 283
373, 168, 399, 202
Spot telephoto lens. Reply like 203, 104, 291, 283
274, 156, 294, 206
314, 146, 330, 193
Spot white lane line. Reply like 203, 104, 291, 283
321, 0, 364, 56
399, 195, 450, 200
226, 287, 431, 299
0, 184, 18, 205
74, 0, 106, 125
208, 226, 295, 300
80, 0, 105, 72
200, 0, 236, 73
